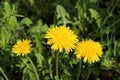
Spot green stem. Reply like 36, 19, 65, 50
35, 33, 42, 53
85, 63, 91, 80
0, 67, 8, 80
29, 57, 39, 80
56, 52, 59, 78
107, 33, 111, 56
113, 27, 116, 57
103, 0, 119, 25
77, 59, 82, 80
77, 0, 85, 33
110, 0, 119, 13
79, 59, 82, 73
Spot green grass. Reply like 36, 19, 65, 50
0, 0, 120, 80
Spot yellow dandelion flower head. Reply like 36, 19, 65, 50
75, 39, 103, 64
12, 39, 33, 56
45, 26, 78, 53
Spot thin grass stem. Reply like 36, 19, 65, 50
0, 67, 8, 80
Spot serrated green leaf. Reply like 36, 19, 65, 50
21, 17, 33, 26
4, 1, 11, 17
63, 69, 71, 76
47, 57, 53, 79
23, 67, 30, 80
8, 16, 18, 31
56, 5, 71, 25
23, 63, 37, 80
29, 20, 48, 33
35, 53, 44, 67
0, 27, 11, 50
28, 68, 36, 80
101, 57, 114, 70
89, 8, 101, 28
16, 57, 29, 69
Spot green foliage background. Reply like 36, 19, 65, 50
0, 0, 120, 80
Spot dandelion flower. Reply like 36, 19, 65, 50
75, 39, 103, 64
45, 26, 78, 53
12, 39, 33, 56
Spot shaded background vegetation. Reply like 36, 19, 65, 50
0, 0, 120, 80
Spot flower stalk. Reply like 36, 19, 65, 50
85, 63, 91, 80
29, 57, 39, 80
56, 52, 59, 77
